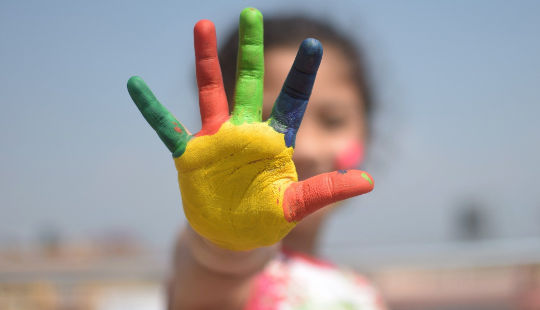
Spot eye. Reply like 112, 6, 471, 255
320, 113, 347, 130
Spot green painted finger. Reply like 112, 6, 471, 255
231, 7, 264, 125
127, 76, 191, 157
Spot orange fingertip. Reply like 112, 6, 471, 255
331, 170, 375, 201
282, 170, 374, 222
344, 170, 374, 193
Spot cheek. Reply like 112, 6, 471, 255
293, 117, 365, 172
334, 139, 364, 170
329, 136, 364, 170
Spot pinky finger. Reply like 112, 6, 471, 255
282, 170, 374, 222
127, 76, 191, 157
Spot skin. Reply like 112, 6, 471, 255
128, 8, 372, 251
264, 45, 367, 254
127, 8, 372, 309
168, 44, 370, 309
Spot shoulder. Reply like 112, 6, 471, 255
245, 249, 385, 310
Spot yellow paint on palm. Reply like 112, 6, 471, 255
174, 121, 297, 250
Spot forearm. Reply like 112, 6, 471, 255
168, 226, 278, 310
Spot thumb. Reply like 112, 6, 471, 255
282, 170, 374, 222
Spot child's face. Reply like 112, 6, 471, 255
263, 45, 366, 181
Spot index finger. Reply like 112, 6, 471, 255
268, 38, 323, 148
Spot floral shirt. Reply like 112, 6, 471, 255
245, 249, 385, 310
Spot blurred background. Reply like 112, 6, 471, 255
1, 0, 540, 309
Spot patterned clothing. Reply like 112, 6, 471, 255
245, 249, 384, 310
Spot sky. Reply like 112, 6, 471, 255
1, 0, 539, 262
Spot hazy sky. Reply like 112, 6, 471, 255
1, 1, 539, 257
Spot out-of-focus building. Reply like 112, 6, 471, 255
328, 237, 540, 310
3, 232, 540, 309
0, 235, 166, 310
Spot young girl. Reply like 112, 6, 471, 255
128, 7, 384, 310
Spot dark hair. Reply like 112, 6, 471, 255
218, 15, 374, 131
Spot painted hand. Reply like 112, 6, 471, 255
127, 8, 374, 251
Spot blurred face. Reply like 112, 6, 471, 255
263, 45, 366, 181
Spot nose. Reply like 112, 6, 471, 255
292, 120, 325, 180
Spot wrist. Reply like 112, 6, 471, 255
182, 225, 278, 276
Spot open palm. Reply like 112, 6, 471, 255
127, 8, 374, 251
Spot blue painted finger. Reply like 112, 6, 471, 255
269, 38, 323, 148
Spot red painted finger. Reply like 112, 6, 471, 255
282, 170, 374, 222
194, 20, 229, 136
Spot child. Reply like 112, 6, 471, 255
128, 7, 384, 310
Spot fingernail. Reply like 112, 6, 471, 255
361, 172, 373, 185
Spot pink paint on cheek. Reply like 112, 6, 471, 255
335, 141, 364, 170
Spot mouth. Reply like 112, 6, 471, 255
295, 167, 327, 182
